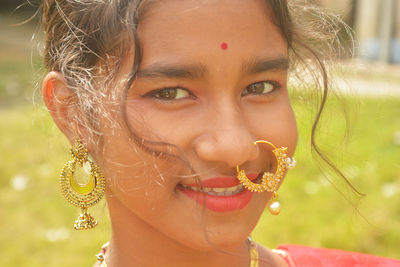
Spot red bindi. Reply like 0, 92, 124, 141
221, 42, 228, 50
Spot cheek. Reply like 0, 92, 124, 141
97, 110, 190, 196
278, 103, 298, 152
99, 134, 148, 192
125, 102, 201, 149
100, 133, 184, 217
247, 101, 297, 154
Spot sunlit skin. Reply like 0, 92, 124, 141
43, 0, 297, 266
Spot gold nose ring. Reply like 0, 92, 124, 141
236, 140, 295, 215
236, 140, 295, 193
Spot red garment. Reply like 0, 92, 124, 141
276, 245, 400, 267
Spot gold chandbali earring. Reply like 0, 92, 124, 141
60, 139, 105, 230
237, 140, 296, 215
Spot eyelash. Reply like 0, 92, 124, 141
143, 87, 195, 102
241, 80, 281, 96
143, 80, 281, 101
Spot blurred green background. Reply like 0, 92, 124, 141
1, 5, 400, 267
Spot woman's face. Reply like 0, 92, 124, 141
100, 0, 297, 250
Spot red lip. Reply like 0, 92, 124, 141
178, 173, 259, 212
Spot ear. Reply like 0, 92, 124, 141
42, 71, 80, 144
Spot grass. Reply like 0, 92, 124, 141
0, 11, 43, 108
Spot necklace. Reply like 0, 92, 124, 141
96, 237, 259, 267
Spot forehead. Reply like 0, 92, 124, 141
138, 0, 287, 69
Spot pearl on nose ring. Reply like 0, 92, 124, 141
268, 200, 281, 215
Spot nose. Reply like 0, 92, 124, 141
193, 104, 259, 168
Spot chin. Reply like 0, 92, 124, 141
171, 209, 262, 252
178, 231, 249, 252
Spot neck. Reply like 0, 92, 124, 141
106, 197, 251, 267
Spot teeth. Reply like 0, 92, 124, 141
212, 188, 225, 193
180, 183, 245, 196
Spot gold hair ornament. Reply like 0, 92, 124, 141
60, 139, 105, 230
237, 140, 295, 215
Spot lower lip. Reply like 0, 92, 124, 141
177, 174, 258, 212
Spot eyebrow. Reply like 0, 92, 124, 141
136, 63, 208, 79
135, 57, 289, 80
242, 57, 289, 74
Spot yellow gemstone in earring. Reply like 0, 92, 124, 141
69, 162, 96, 195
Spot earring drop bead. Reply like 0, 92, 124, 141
268, 200, 281, 215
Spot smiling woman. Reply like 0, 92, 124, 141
40, 0, 400, 266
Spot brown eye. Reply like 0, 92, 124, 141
242, 81, 277, 96
153, 88, 189, 100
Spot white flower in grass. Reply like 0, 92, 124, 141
39, 163, 53, 177
304, 181, 320, 195
45, 227, 70, 242
381, 182, 399, 198
11, 175, 28, 191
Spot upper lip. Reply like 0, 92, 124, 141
180, 173, 259, 188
